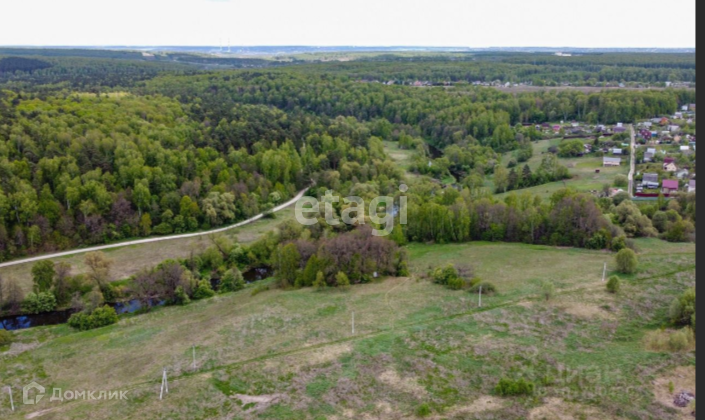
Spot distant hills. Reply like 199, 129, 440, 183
1, 46, 696, 55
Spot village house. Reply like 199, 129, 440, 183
603, 157, 621, 167
676, 168, 690, 179
662, 179, 680, 194
663, 162, 678, 172
642, 173, 660, 189
669, 125, 681, 133
688, 180, 696, 193
643, 152, 655, 162
639, 129, 652, 140
612, 148, 623, 155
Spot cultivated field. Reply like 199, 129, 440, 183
1, 239, 695, 419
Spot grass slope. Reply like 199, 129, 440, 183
0, 239, 695, 419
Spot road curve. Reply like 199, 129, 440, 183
0, 187, 310, 269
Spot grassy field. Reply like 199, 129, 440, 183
493, 139, 630, 199
0, 239, 695, 420
0, 204, 298, 294
383, 141, 417, 171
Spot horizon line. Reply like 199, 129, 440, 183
0, 45, 696, 49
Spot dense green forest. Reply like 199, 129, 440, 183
0, 88, 398, 260
0, 52, 696, 263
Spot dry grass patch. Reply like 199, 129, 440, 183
446, 395, 504, 415
378, 369, 428, 397
230, 393, 284, 412
558, 301, 617, 321
644, 328, 696, 353
529, 397, 627, 420
265, 342, 353, 372
653, 366, 696, 420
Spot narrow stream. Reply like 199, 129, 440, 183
0, 266, 273, 331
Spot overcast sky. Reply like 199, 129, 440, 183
1, 0, 696, 47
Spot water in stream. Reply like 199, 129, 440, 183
0, 267, 273, 331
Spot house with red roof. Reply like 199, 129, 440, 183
662, 179, 680, 194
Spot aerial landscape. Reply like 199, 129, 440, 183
0, 1, 697, 419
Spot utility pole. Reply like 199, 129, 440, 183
602, 262, 607, 282
478, 285, 483, 308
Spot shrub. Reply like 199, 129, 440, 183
669, 288, 695, 327
668, 329, 694, 352
615, 249, 638, 274
431, 264, 470, 290
313, 271, 327, 290
613, 174, 628, 187
100, 284, 118, 302
470, 281, 498, 295
495, 378, 535, 396
447, 276, 465, 290
415, 403, 432, 417
610, 235, 627, 252
250, 284, 270, 297
431, 264, 459, 286
397, 259, 410, 277
174, 286, 190, 305
67, 305, 119, 331
31, 260, 55, 293
220, 268, 245, 293
21, 292, 57, 314
192, 280, 215, 300
606, 276, 621, 294
644, 328, 695, 352
335, 272, 350, 289
540, 280, 555, 301
0, 330, 13, 346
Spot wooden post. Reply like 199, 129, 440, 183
602, 262, 607, 282
7, 386, 14, 412
478, 285, 482, 308
159, 368, 169, 400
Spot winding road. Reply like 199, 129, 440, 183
0, 187, 310, 270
